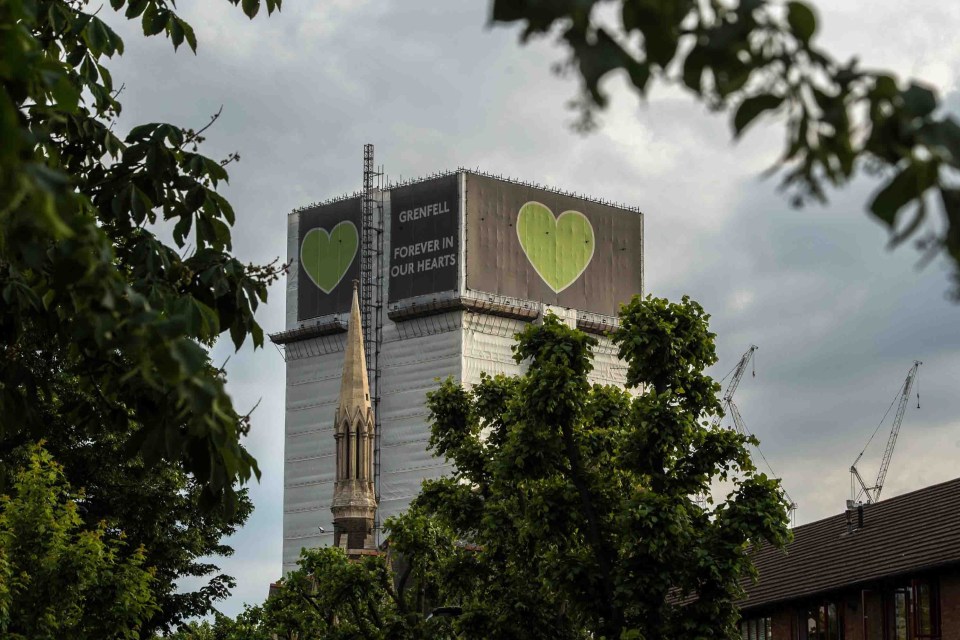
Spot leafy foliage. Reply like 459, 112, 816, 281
0, 444, 157, 639
1, 0, 282, 516
1, 0, 282, 628
2, 422, 253, 634
175, 530, 468, 640
492, 0, 960, 295
414, 297, 792, 639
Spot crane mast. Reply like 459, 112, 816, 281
850, 361, 921, 505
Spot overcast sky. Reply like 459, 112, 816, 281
101, 0, 960, 617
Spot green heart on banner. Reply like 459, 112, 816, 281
300, 221, 359, 294
517, 202, 595, 293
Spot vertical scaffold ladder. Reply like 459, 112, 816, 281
360, 144, 384, 543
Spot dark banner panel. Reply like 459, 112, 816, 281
388, 175, 459, 303
465, 173, 643, 317
297, 197, 362, 321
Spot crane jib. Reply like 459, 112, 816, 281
850, 361, 922, 505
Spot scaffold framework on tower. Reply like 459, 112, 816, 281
360, 143, 385, 542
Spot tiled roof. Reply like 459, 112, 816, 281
740, 476, 960, 610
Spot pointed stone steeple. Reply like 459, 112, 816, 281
331, 281, 377, 551
338, 282, 371, 420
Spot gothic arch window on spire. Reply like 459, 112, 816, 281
355, 419, 361, 479
343, 421, 350, 478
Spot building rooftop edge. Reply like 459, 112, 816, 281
288, 168, 643, 216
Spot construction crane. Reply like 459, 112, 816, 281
693, 346, 756, 509
850, 361, 922, 505
695, 346, 797, 521
718, 345, 798, 521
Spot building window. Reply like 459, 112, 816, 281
912, 579, 939, 639
741, 616, 772, 640
802, 601, 843, 640
890, 588, 909, 640
881, 578, 940, 640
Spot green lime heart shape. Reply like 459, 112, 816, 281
516, 202, 595, 293
300, 221, 359, 294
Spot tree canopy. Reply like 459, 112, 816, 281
166, 532, 467, 640
1, 0, 281, 628
492, 0, 960, 296
0, 444, 157, 639
24, 423, 254, 634
1, 0, 281, 512
413, 297, 791, 639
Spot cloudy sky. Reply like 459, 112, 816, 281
102, 0, 960, 616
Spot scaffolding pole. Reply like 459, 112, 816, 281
360, 144, 384, 543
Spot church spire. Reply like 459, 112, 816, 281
331, 281, 377, 551
338, 281, 371, 418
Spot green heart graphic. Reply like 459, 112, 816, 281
517, 202, 595, 293
300, 221, 359, 294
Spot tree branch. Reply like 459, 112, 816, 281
560, 419, 621, 637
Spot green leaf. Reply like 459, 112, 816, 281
888, 202, 926, 248
101, 19, 123, 56
682, 48, 707, 94
80, 55, 97, 83
173, 212, 194, 246
901, 82, 937, 118
242, 0, 260, 19
209, 217, 232, 250
179, 18, 198, 53
869, 162, 934, 226
193, 299, 221, 337
929, 117, 960, 166
787, 1, 817, 43
230, 321, 244, 350
941, 188, 960, 262
85, 19, 109, 56
142, 3, 167, 36
186, 185, 206, 211
872, 74, 898, 100
203, 157, 229, 184
575, 30, 628, 104
170, 16, 185, 49
713, 61, 751, 98
98, 63, 114, 91
146, 144, 166, 176
492, 0, 530, 23
131, 185, 154, 222
125, 0, 148, 19
644, 26, 679, 68
211, 191, 236, 225
127, 123, 157, 140
627, 61, 651, 94
733, 93, 784, 137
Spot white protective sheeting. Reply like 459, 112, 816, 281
376, 316, 460, 528
460, 311, 629, 389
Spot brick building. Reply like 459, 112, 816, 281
739, 477, 960, 640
